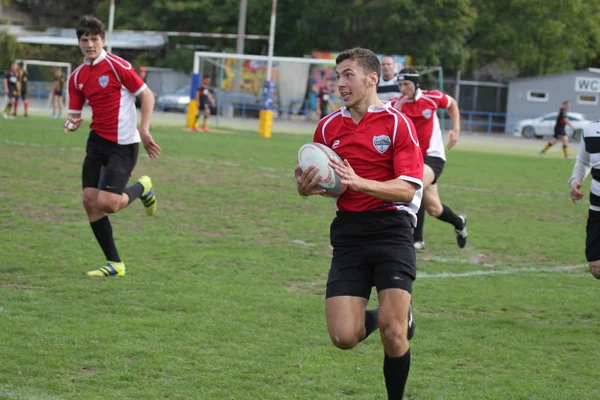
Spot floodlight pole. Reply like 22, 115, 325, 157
107, 0, 116, 53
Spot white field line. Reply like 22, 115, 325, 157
417, 264, 586, 279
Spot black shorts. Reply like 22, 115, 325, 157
199, 100, 211, 110
53, 90, 63, 97
326, 210, 416, 299
553, 129, 567, 139
20, 92, 27, 101
7, 89, 17, 99
82, 131, 139, 194
586, 209, 600, 262
424, 156, 445, 184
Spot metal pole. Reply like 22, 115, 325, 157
107, 0, 115, 53
266, 0, 277, 81
234, 0, 247, 93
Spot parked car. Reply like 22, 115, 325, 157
513, 112, 590, 140
156, 87, 191, 113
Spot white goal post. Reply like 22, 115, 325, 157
15, 59, 72, 109
187, 51, 336, 128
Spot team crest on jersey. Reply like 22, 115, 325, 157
373, 135, 391, 153
98, 75, 109, 88
422, 109, 432, 119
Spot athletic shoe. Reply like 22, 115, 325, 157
455, 215, 468, 248
191, 126, 200, 132
138, 175, 157, 216
407, 307, 416, 341
2, 112, 7, 119
201, 126, 210, 132
539, 151, 546, 158
413, 241, 425, 252
87, 261, 125, 277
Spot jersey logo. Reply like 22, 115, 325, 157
332, 139, 340, 149
98, 75, 109, 88
78, 84, 84, 90
373, 135, 391, 153
422, 109, 432, 119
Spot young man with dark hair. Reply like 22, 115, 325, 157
3, 61, 19, 119
540, 100, 577, 158
15, 62, 29, 117
392, 68, 467, 251
64, 15, 161, 277
192, 75, 216, 132
296, 47, 423, 399
569, 120, 600, 279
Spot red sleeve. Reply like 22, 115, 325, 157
428, 90, 450, 109
392, 112, 423, 188
313, 118, 328, 145
68, 70, 85, 113
110, 55, 146, 95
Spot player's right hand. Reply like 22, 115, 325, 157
63, 117, 83, 133
570, 182, 584, 203
295, 165, 325, 197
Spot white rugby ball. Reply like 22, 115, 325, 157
297, 142, 346, 197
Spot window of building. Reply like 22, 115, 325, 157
527, 91, 548, 102
577, 94, 598, 105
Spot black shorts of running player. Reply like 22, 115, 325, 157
586, 209, 600, 262
553, 128, 567, 139
82, 131, 139, 195
199, 100, 211, 111
326, 210, 416, 299
424, 155, 445, 184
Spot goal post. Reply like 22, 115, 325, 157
190, 51, 335, 133
15, 59, 72, 111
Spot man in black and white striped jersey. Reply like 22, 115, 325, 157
377, 56, 401, 102
569, 120, 600, 279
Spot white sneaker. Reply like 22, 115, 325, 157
455, 215, 468, 248
413, 241, 425, 251
2, 112, 7, 119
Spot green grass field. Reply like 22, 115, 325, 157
1, 115, 598, 400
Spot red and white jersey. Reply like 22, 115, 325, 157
68, 50, 147, 144
390, 89, 451, 160
314, 102, 423, 225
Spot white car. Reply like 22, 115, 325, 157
513, 112, 590, 140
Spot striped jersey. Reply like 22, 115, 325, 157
569, 120, 600, 211
390, 89, 451, 160
377, 75, 401, 102
68, 49, 147, 144
314, 102, 424, 226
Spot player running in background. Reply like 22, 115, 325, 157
64, 15, 161, 277
3, 61, 19, 119
377, 56, 400, 102
296, 48, 423, 399
192, 75, 216, 132
568, 120, 600, 279
316, 84, 335, 119
51, 67, 66, 118
540, 100, 577, 159
14, 62, 29, 117
392, 68, 467, 251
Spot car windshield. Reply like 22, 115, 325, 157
174, 87, 190, 95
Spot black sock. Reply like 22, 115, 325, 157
413, 205, 425, 242
90, 216, 120, 262
124, 182, 144, 205
436, 204, 463, 229
384, 350, 411, 400
361, 308, 379, 341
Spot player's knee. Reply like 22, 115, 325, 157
97, 197, 120, 214
329, 331, 360, 350
82, 192, 97, 210
379, 320, 407, 350
589, 261, 600, 279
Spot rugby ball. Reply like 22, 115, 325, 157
297, 142, 346, 197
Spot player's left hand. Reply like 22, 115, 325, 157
329, 157, 363, 191
446, 129, 460, 150
139, 130, 161, 160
